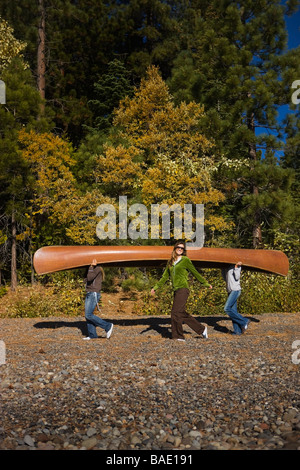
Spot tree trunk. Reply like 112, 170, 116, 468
30, 225, 36, 286
37, 0, 46, 114
247, 104, 262, 249
31, 251, 36, 285
11, 212, 17, 291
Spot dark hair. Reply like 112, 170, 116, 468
167, 240, 186, 266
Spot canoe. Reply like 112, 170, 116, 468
33, 245, 289, 276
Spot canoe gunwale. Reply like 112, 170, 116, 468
33, 245, 289, 277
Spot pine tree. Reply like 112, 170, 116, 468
168, 0, 300, 248
100, 66, 230, 241
0, 0, 181, 144
0, 58, 50, 288
86, 59, 134, 134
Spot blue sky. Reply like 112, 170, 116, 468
285, 5, 300, 49
278, 6, 299, 120
257, 4, 299, 158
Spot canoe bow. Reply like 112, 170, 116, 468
33, 245, 289, 276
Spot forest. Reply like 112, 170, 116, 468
0, 0, 299, 317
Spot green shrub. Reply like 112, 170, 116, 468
121, 268, 151, 292
134, 269, 300, 316
3, 266, 299, 318
0, 286, 8, 298
238, 272, 300, 314
5, 281, 84, 318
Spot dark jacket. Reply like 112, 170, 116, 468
85, 265, 103, 293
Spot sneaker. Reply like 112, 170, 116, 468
106, 323, 113, 339
83, 336, 91, 340
202, 326, 208, 338
177, 338, 185, 342
242, 321, 250, 334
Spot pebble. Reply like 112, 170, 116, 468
24, 435, 35, 447
0, 313, 299, 450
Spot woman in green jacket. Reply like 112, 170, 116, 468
151, 240, 212, 341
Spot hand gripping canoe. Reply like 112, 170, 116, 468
33, 245, 289, 276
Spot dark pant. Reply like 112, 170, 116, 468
171, 288, 205, 339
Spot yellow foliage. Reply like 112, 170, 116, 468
114, 66, 213, 161
141, 155, 225, 208
55, 188, 115, 245
205, 215, 234, 232
18, 130, 111, 244
94, 144, 143, 196
18, 129, 75, 202
114, 65, 173, 135
19, 129, 121, 244
105, 66, 232, 235
0, 16, 27, 72
0, 230, 7, 245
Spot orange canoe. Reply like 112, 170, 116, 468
33, 245, 289, 276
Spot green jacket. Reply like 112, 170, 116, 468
153, 256, 211, 292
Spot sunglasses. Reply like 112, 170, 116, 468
175, 246, 185, 250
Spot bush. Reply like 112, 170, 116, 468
0, 286, 8, 298
2, 266, 299, 318
238, 272, 300, 315
134, 269, 300, 316
121, 268, 151, 292
3, 279, 85, 318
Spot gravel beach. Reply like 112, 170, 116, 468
0, 311, 299, 452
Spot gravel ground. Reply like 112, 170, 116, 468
0, 311, 299, 452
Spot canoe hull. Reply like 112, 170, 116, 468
33, 245, 289, 276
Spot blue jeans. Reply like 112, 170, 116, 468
84, 292, 112, 338
224, 290, 248, 335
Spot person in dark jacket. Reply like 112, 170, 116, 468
151, 240, 212, 341
83, 259, 113, 340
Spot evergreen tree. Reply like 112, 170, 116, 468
86, 59, 134, 134
98, 66, 230, 241
0, 0, 181, 145
0, 58, 50, 288
168, 0, 300, 248
109, 0, 180, 78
